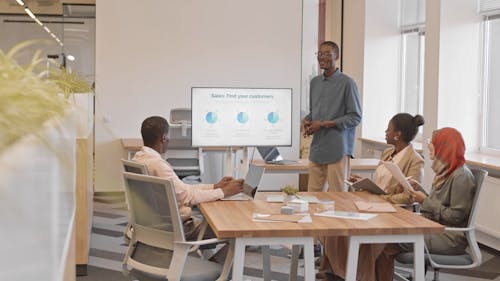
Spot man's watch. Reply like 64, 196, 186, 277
320, 120, 325, 128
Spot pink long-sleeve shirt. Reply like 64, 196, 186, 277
132, 146, 224, 219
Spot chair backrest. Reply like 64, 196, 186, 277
121, 159, 149, 175
457, 168, 488, 270
123, 172, 185, 246
467, 168, 488, 227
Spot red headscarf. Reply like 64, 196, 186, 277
431, 127, 466, 187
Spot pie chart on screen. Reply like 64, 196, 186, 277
267, 112, 279, 124
205, 112, 218, 124
237, 112, 249, 124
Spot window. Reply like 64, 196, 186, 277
482, 15, 500, 151
401, 30, 425, 115
399, 0, 425, 115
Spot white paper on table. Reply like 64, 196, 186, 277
266, 195, 284, 202
252, 213, 312, 223
314, 211, 377, 220
295, 195, 320, 203
381, 161, 415, 192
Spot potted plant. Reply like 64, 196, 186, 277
0, 40, 92, 152
282, 185, 299, 201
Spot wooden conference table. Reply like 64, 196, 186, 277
199, 191, 443, 281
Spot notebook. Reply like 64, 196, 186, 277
257, 146, 298, 165
346, 178, 387, 195
221, 165, 265, 201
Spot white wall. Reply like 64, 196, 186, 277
343, 0, 401, 150
95, 0, 309, 191
300, 0, 320, 120
421, 0, 441, 189
343, 0, 366, 156
362, 0, 401, 139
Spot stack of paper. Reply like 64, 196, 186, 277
381, 161, 415, 192
252, 213, 311, 223
354, 201, 397, 213
295, 195, 320, 203
314, 211, 377, 220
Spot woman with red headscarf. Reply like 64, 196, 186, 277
408, 127, 475, 254
371, 128, 477, 281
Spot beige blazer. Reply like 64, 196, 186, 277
380, 145, 424, 204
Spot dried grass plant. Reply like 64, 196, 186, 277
0, 41, 92, 155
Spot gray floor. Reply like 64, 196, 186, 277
78, 192, 500, 281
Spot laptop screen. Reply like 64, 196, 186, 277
243, 165, 265, 197
257, 146, 283, 162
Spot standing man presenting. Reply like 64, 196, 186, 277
302, 41, 362, 192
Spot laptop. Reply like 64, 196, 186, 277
257, 146, 298, 165
221, 165, 265, 201
346, 178, 387, 195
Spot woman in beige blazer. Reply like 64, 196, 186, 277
318, 113, 425, 281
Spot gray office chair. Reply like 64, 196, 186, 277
395, 168, 488, 281
122, 172, 227, 281
121, 159, 149, 243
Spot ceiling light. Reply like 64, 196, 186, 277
24, 5, 64, 47
16, 0, 24, 6
24, 7, 35, 19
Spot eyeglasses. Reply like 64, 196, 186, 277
315, 51, 335, 58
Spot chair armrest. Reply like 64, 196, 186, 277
176, 238, 226, 246
444, 226, 474, 232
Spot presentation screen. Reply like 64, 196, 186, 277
191, 87, 292, 147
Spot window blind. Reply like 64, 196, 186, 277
479, 0, 500, 16
400, 0, 426, 29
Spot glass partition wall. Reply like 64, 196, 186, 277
0, 4, 95, 280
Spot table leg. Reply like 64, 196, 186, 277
413, 236, 425, 281
232, 238, 245, 281
289, 245, 301, 281
345, 236, 360, 281
216, 239, 234, 281
302, 239, 315, 281
344, 234, 425, 281
262, 246, 271, 281
230, 237, 315, 281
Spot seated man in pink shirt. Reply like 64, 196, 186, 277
132, 116, 244, 239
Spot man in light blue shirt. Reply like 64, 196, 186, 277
302, 41, 362, 192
